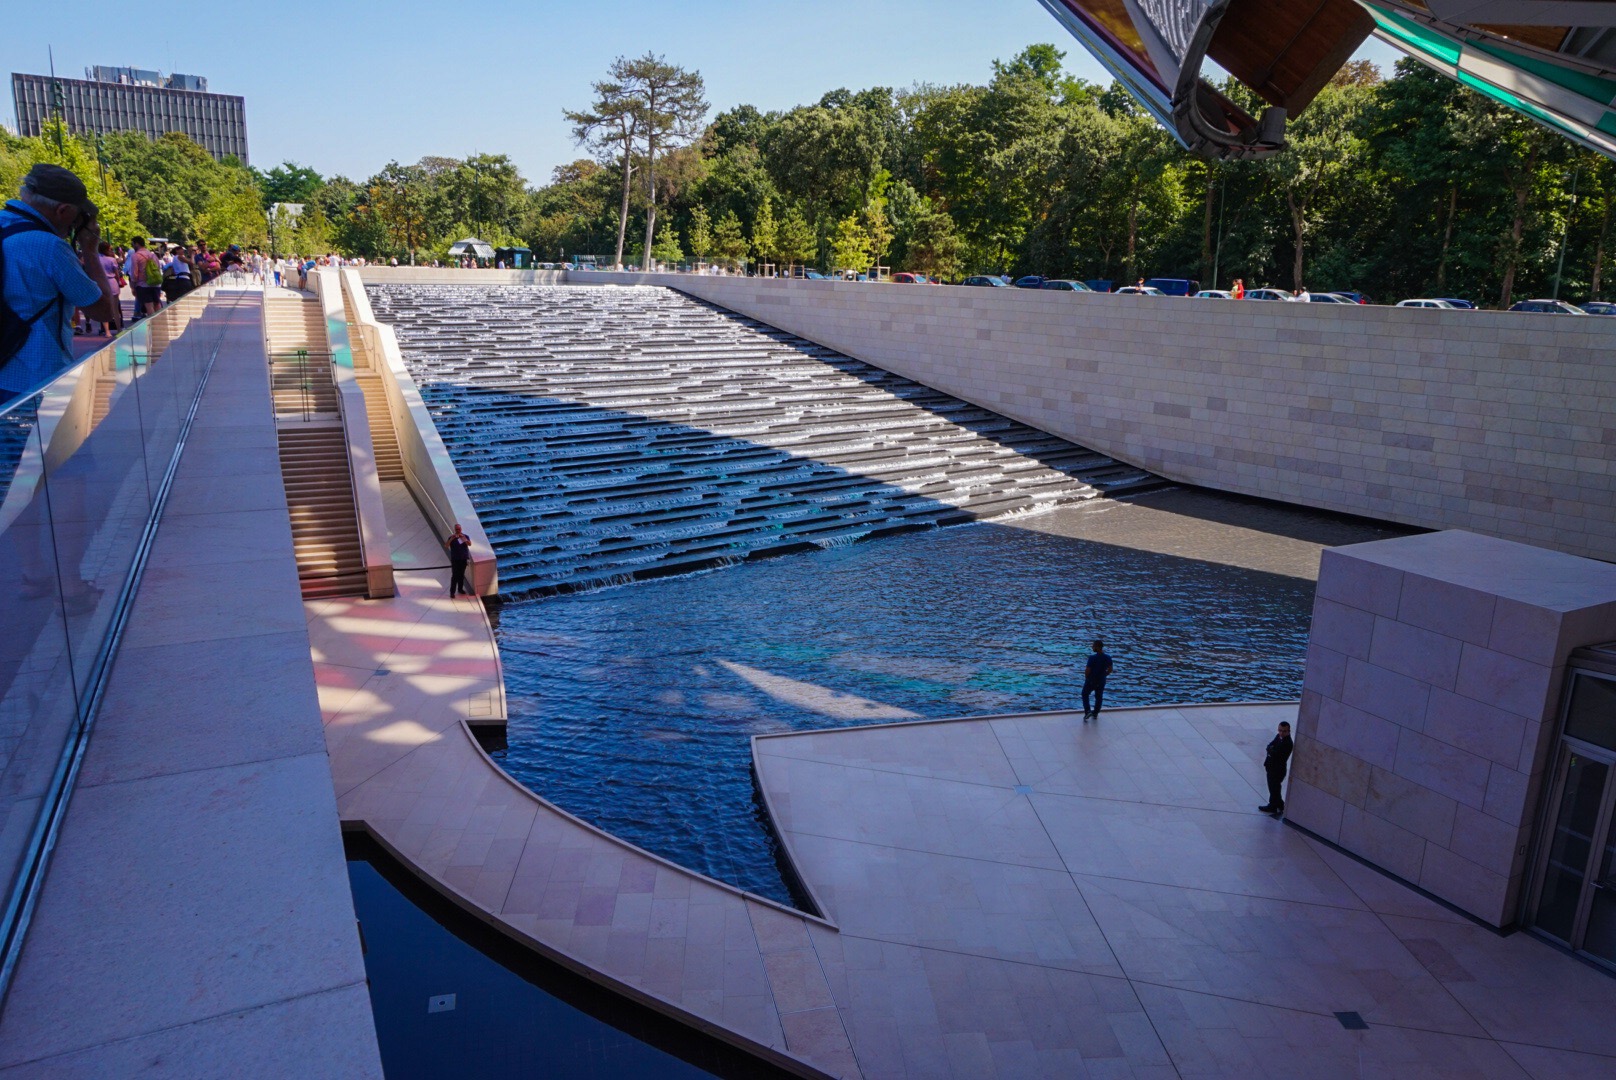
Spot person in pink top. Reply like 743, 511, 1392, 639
95, 241, 122, 334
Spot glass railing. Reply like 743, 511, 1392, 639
0, 284, 254, 993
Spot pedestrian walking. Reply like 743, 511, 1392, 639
1258, 720, 1293, 816
1232, 278, 1245, 300
1081, 639, 1112, 722
446, 524, 472, 598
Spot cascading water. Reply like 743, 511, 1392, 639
369, 284, 1158, 597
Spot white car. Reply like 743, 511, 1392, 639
1114, 286, 1166, 296
1194, 289, 1233, 299
1396, 299, 1456, 309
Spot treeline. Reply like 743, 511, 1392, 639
5, 45, 1613, 306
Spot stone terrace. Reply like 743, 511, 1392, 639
753, 704, 1616, 1078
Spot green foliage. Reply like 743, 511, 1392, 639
254, 161, 323, 207
13, 121, 143, 242
686, 206, 713, 259
830, 214, 872, 273
711, 209, 748, 266
750, 197, 778, 266
38, 43, 1596, 304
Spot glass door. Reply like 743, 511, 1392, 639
1531, 749, 1613, 947
1529, 670, 1616, 967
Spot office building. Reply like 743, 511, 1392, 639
11, 66, 247, 163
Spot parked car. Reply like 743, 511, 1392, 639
1039, 279, 1093, 292
803, 270, 828, 279
892, 272, 924, 284
962, 275, 1010, 287
1012, 275, 1046, 289
1433, 298, 1477, 309
1307, 292, 1358, 304
1328, 291, 1372, 304
1114, 285, 1166, 296
1084, 280, 1113, 293
1244, 288, 1291, 301
1194, 290, 1233, 299
1582, 300, 1616, 315
1143, 278, 1200, 296
1396, 299, 1456, 309
1510, 298, 1587, 314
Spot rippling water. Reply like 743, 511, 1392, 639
493, 497, 1400, 906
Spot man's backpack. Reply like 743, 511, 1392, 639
0, 215, 63, 375
141, 252, 163, 287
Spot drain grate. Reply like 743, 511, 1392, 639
1334, 1011, 1368, 1030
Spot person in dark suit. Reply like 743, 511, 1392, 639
1081, 639, 1113, 722
446, 524, 472, 598
1258, 721, 1293, 815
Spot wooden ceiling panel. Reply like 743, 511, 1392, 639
1210, 0, 1376, 111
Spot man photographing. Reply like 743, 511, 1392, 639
1, 164, 119, 406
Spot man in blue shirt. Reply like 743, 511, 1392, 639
1082, 639, 1113, 722
1, 164, 118, 406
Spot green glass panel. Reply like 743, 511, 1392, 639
1364, 4, 1462, 67
1471, 40, 1616, 106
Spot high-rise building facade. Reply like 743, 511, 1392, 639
11, 66, 248, 163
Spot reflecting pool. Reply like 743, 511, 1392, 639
493, 489, 1409, 906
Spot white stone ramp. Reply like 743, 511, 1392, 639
753, 704, 1616, 1078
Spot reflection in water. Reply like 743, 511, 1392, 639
495, 495, 1407, 905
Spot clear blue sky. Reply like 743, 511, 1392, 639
5, 1, 1403, 184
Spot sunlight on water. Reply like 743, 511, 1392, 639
493, 498, 1404, 906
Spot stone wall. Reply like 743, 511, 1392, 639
572, 271, 1616, 563
1288, 530, 1616, 926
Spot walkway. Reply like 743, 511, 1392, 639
752, 704, 1616, 1078
309, 483, 859, 1078
0, 292, 382, 1077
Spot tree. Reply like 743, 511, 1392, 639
776, 205, 816, 270
687, 206, 714, 261
651, 226, 683, 267
617, 54, 708, 271
830, 214, 872, 273
288, 201, 332, 254
24, 121, 141, 243
751, 196, 778, 267
712, 209, 749, 267
369, 161, 431, 264
1270, 83, 1371, 289
254, 161, 323, 207
567, 66, 642, 268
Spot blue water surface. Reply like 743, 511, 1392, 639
491, 508, 1366, 906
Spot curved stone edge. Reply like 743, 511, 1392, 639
335, 718, 858, 1079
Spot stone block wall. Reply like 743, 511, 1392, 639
1288, 530, 1616, 926
569, 271, 1616, 563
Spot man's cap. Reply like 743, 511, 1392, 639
22, 163, 92, 211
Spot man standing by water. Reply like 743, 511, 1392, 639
1258, 720, 1293, 816
1081, 639, 1112, 722
0, 165, 118, 406
446, 524, 472, 598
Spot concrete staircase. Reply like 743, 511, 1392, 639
354, 373, 404, 481
368, 283, 1161, 598
264, 296, 369, 598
